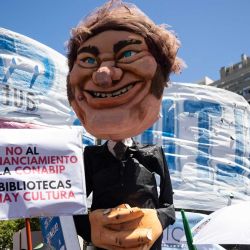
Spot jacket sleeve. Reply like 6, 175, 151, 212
84, 146, 93, 197
156, 147, 175, 229
73, 146, 93, 243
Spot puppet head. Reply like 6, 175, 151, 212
67, 0, 183, 140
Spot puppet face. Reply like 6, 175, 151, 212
69, 30, 162, 140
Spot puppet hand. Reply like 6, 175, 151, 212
137, 208, 162, 248
89, 204, 152, 250
107, 207, 163, 249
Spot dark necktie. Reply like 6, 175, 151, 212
113, 141, 127, 160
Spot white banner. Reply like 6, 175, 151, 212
0, 128, 87, 219
0, 27, 75, 126
136, 83, 250, 211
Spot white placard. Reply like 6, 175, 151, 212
0, 27, 75, 126
136, 83, 250, 211
0, 127, 87, 219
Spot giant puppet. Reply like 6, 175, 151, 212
66, 1, 183, 249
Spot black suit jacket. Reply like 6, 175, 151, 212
74, 142, 175, 249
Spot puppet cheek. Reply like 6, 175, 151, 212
69, 65, 80, 87
69, 64, 93, 88
118, 56, 157, 80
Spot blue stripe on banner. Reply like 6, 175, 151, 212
83, 136, 95, 146
0, 57, 3, 67
184, 100, 222, 178
216, 108, 250, 188
217, 108, 247, 179
0, 33, 55, 92
141, 126, 153, 145
162, 99, 176, 172
0, 34, 16, 53
234, 108, 244, 172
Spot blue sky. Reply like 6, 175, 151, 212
1, 0, 250, 83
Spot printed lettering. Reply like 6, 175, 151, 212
25, 146, 39, 155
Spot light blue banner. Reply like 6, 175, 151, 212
136, 83, 250, 211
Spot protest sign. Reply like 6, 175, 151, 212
136, 83, 250, 211
40, 216, 82, 250
0, 127, 87, 219
0, 27, 75, 126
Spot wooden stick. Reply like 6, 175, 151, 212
25, 218, 33, 250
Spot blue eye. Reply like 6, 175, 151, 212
85, 57, 97, 64
122, 50, 136, 58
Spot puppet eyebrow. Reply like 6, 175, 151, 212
113, 39, 142, 54
77, 46, 99, 56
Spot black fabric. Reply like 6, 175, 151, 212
113, 141, 127, 160
74, 141, 175, 249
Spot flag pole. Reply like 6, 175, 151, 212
181, 209, 197, 250
25, 218, 33, 250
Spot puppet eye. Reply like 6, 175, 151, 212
79, 56, 98, 67
81, 57, 97, 65
120, 50, 137, 58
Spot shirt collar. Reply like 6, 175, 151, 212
107, 138, 133, 156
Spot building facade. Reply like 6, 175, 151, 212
210, 54, 250, 104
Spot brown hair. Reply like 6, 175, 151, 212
67, 0, 184, 101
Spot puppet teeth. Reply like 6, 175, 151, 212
90, 83, 135, 98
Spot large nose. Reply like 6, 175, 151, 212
92, 61, 122, 88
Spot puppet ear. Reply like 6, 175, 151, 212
171, 57, 187, 74
66, 74, 75, 104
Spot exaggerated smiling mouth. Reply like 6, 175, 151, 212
84, 81, 141, 98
